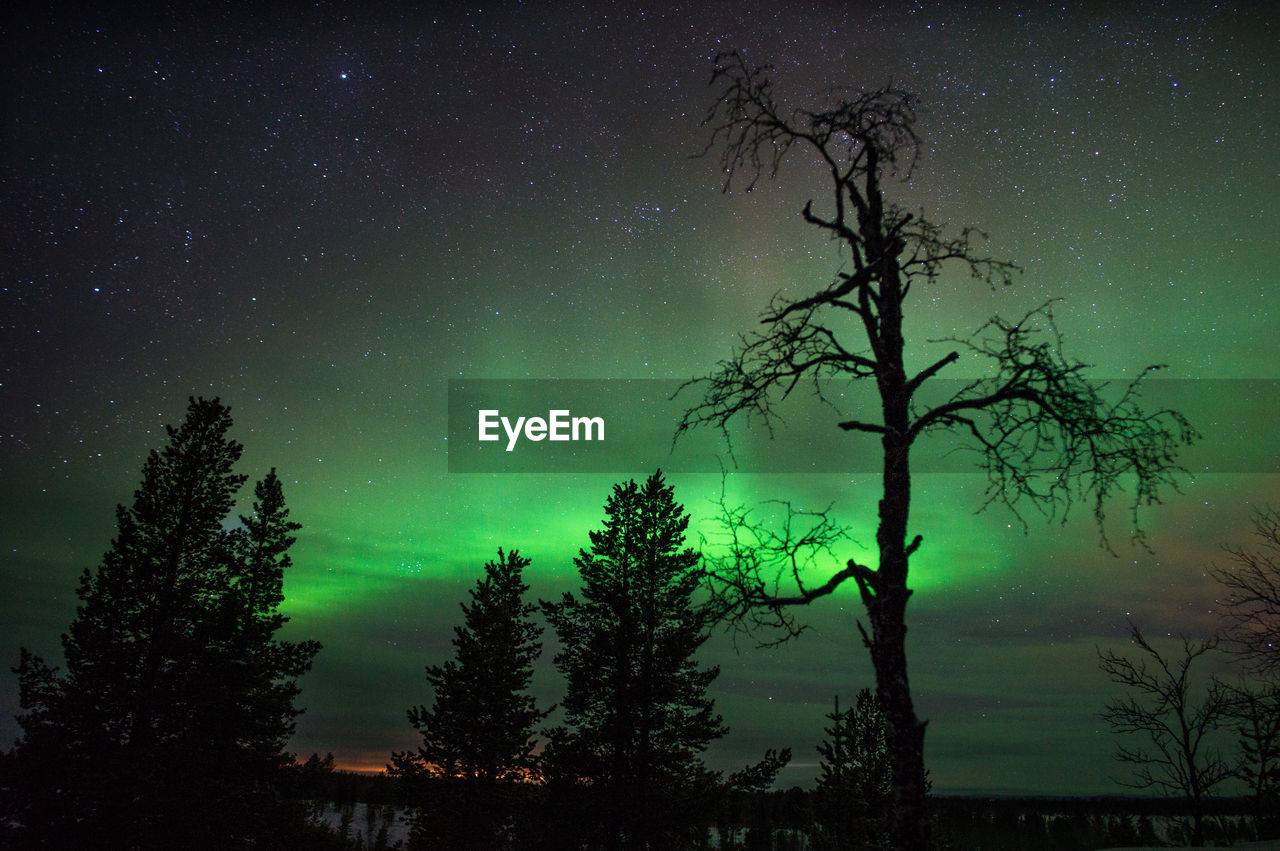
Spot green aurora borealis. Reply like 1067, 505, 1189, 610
2, 3, 1277, 795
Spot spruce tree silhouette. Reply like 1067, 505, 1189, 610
542, 470, 726, 850
390, 548, 546, 850
678, 51, 1197, 850
813, 689, 892, 850
10, 397, 319, 849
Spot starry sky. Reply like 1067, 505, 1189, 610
2, 2, 1277, 796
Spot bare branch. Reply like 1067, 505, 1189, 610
897, 218, 1020, 297
674, 305, 877, 451
764, 261, 873, 324
698, 51, 813, 192
1217, 675, 1280, 822
837, 419, 888, 435
912, 302, 1199, 550
1098, 624, 1233, 844
907, 350, 959, 396
802, 198, 861, 250
697, 484, 862, 648
1211, 507, 1280, 675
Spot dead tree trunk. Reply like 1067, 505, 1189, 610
681, 51, 1196, 851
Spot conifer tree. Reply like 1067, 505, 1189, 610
390, 548, 546, 850
542, 470, 727, 850
9, 397, 319, 849
201, 470, 322, 807
813, 689, 892, 850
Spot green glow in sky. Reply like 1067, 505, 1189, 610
2, 3, 1277, 796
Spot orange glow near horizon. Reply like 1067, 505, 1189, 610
331, 754, 392, 775
326, 753, 542, 782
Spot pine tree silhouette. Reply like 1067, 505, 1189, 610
813, 689, 892, 850
542, 470, 726, 850
10, 397, 319, 849
390, 548, 546, 850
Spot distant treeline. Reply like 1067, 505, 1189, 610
287, 761, 1268, 851
4, 399, 1276, 850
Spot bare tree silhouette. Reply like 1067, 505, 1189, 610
1211, 509, 1280, 837
678, 51, 1197, 850
1213, 507, 1280, 675
1099, 626, 1233, 846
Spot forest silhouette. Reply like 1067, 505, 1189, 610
4, 51, 1278, 851
3, 398, 1277, 850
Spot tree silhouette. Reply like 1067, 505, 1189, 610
677, 51, 1196, 850
9, 397, 320, 849
812, 689, 892, 850
1219, 677, 1280, 840
542, 470, 727, 850
205, 470, 322, 807
1098, 625, 1233, 846
390, 548, 546, 850
1211, 510, 1280, 838
1212, 507, 1280, 676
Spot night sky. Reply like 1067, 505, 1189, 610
3, 3, 1277, 796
